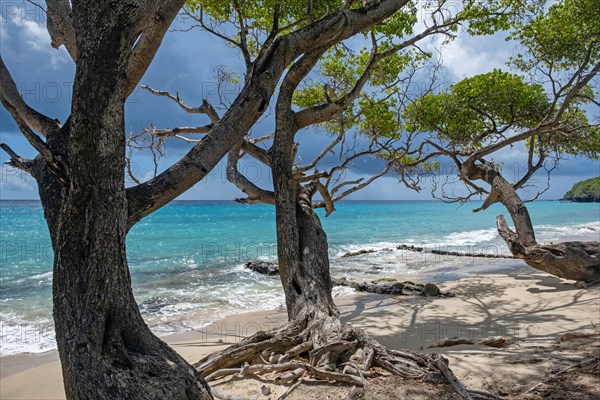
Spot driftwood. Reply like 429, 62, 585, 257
428, 336, 506, 349
245, 261, 454, 297
341, 249, 380, 258
523, 356, 600, 395
428, 337, 474, 348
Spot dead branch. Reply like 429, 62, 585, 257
140, 85, 220, 123
523, 356, 600, 395
0, 143, 34, 173
278, 379, 302, 400
147, 125, 213, 136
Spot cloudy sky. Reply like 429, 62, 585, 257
1, 2, 598, 201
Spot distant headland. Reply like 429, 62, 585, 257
563, 176, 600, 202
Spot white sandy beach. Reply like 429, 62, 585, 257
1, 264, 599, 399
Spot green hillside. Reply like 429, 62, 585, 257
563, 177, 600, 202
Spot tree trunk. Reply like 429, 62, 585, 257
30, 5, 211, 399
272, 117, 341, 347
465, 161, 600, 282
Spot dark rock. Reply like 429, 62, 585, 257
245, 261, 279, 276
396, 244, 424, 252
423, 283, 441, 297
244, 259, 455, 298
341, 249, 377, 258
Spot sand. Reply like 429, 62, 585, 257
1, 265, 599, 399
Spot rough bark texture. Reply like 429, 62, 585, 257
10, 2, 212, 399
267, 44, 345, 350
2, 3, 422, 399
272, 124, 342, 348
497, 215, 600, 282
464, 161, 600, 282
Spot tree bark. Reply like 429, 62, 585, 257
464, 161, 599, 282
29, 3, 212, 399
272, 126, 342, 347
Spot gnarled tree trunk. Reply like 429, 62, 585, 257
30, 3, 211, 399
271, 103, 341, 347
464, 161, 600, 282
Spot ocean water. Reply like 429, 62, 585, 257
1, 200, 598, 355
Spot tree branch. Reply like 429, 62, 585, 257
0, 143, 34, 173
3, 101, 68, 184
46, 0, 77, 60
0, 56, 61, 137
147, 125, 213, 137
241, 140, 271, 166
227, 143, 275, 205
126, 0, 410, 228
140, 85, 220, 123
125, 1, 187, 97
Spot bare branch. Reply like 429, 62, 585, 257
231, 0, 252, 68
186, 7, 244, 54
148, 125, 213, 137
314, 181, 335, 216
3, 101, 67, 184
125, 1, 187, 97
140, 85, 220, 123
299, 131, 345, 173
0, 56, 61, 136
3, 102, 55, 163
127, 1, 412, 228
241, 140, 271, 166
0, 143, 34, 173
227, 143, 275, 205
329, 162, 392, 203
46, 0, 77, 60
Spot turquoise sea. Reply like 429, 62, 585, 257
1, 200, 599, 354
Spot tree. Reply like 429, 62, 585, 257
1, 1, 420, 399
401, 0, 600, 282
134, 1, 536, 397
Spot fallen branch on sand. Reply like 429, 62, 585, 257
523, 356, 600, 395
428, 336, 506, 349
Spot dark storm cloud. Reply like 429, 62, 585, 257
0, 4, 598, 200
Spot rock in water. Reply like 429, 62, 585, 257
245, 261, 279, 276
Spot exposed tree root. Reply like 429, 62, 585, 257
195, 320, 501, 400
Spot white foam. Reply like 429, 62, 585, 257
442, 228, 498, 245
0, 314, 56, 355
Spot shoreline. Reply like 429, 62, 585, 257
1, 264, 599, 399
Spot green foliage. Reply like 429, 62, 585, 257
186, 0, 344, 57
404, 70, 551, 144
510, 0, 600, 72
462, 0, 544, 35
563, 177, 600, 201
188, 0, 341, 33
